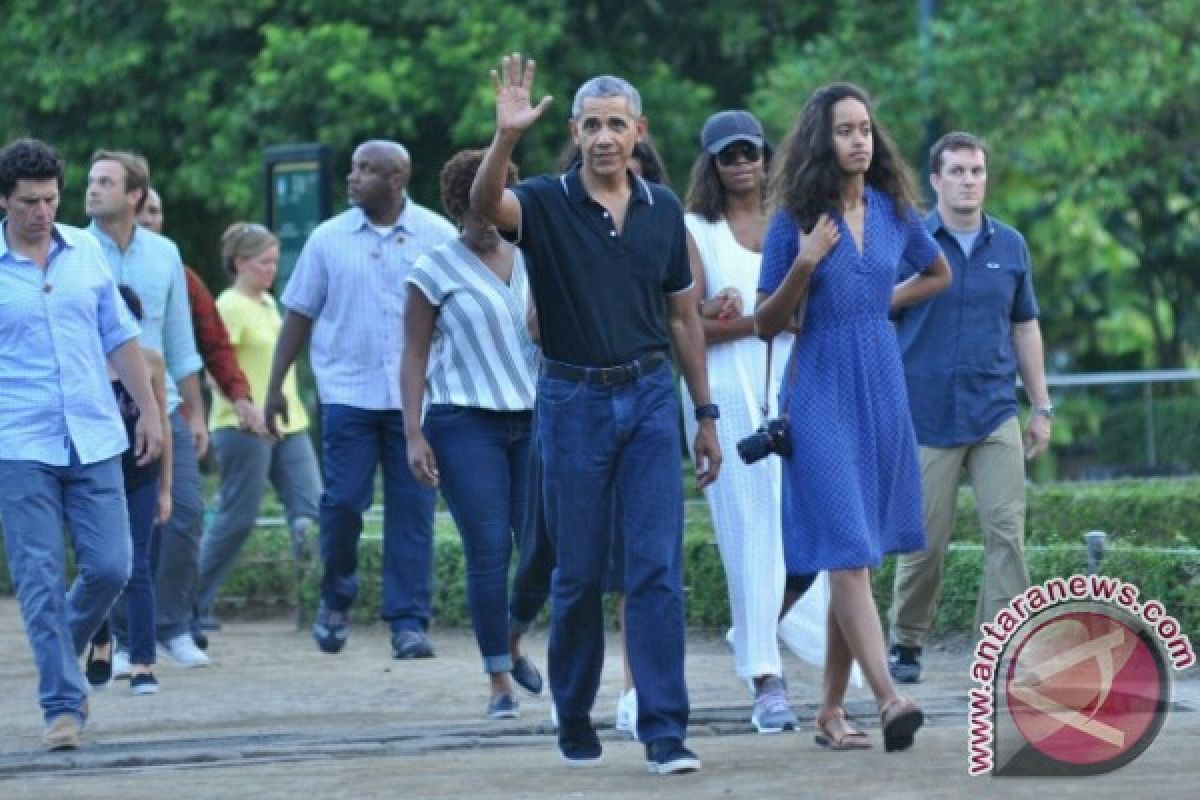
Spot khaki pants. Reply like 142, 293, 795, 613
890, 415, 1031, 647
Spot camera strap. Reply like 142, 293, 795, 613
760, 335, 799, 421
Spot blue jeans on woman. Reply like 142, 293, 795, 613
115, 478, 160, 665
424, 405, 532, 673
96, 477, 159, 664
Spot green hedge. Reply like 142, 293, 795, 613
2, 479, 1197, 635
1094, 395, 1200, 474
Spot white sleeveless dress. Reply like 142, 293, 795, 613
682, 213, 833, 679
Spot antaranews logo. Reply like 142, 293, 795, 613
967, 574, 1194, 777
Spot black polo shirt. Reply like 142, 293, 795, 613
511, 166, 693, 367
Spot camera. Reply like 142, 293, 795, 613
736, 416, 792, 464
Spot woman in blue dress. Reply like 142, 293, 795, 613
755, 83, 951, 752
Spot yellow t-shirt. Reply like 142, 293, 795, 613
209, 288, 309, 434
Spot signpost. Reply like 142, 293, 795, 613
263, 144, 334, 465
264, 144, 333, 292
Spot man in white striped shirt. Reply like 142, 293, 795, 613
265, 140, 456, 659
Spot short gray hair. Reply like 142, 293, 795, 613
571, 75, 642, 119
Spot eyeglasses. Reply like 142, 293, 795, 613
716, 142, 763, 167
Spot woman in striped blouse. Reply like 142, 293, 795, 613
401, 149, 538, 720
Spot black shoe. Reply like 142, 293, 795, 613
85, 645, 112, 690
391, 630, 435, 659
645, 737, 701, 775
191, 628, 209, 651
313, 603, 349, 654
888, 644, 923, 684
511, 656, 544, 695
558, 720, 602, 767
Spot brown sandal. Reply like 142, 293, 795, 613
880, 697, 924, 752
814, 707, 872, 750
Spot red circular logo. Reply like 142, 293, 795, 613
1005, 609, 1166, 769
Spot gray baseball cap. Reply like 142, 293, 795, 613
701, 110, 765, 154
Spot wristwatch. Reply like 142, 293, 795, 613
694, 403, 720, 422
1034, 404, 1055, 420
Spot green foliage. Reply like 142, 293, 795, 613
9, 477, 1198, 634
755, 0, 1200, 369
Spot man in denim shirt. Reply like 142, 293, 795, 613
0, 138, 162, 749
888, 132, 1053, 683
86, 150, 210, 669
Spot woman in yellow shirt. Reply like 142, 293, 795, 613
194, 223, 322, 631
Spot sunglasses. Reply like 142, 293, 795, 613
716, 142, 763, 167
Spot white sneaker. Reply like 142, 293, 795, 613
615, 688, 638, 740
161, 633, 210, 667
112, 649, 132, 679
550, 702, 559, 729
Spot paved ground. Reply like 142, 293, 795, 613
0, 597, 1195, 799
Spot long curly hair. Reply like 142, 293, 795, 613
768, 82, 918, 231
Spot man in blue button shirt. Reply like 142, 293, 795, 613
888, 132, 1053, 683
0, 138, 163, 749
266, 140, 456, 660
86, 150, 210, 669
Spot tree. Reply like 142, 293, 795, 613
755, 0, 1199, 369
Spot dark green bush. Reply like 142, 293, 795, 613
2, 479, 1196, 635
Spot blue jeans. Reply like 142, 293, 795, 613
152, 409, 205, 640
320, 404, 435, 632
508, 422, 553, 632
425, 406, 532, 673
538, 361, 689, 743
0, 451, 131, 723
93, 478, 160, 665
119, 479, 160, 665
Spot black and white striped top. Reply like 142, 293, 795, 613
406, 240, 538, 412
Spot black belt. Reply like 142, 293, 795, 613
542, 351, 669, 387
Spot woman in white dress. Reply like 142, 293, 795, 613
682, 110, 830, 733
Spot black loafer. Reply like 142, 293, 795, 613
511, 656, 544, 695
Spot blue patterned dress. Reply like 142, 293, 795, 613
757, 187, 940, 573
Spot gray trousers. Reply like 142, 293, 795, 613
195, 428, 321, 617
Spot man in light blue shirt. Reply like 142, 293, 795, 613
86, 150, 210, 668
266, 140, 456, 659
0, 138, 163, 750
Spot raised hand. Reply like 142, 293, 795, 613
491, 52, 553, 134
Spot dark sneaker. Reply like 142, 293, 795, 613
313, 603, 349, 654
558, 720, 603, 767
130, 672, 160, 695
85, 645, 112, 690
391, 630, 434, 659
645, 737, 701, 775
487, 693, 519, 719
191, 627, 209, 651
888, 645, 923, 684
511, 656, 543, 695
